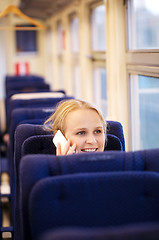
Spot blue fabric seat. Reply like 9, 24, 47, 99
39, 222, 159, 240
5, 90, 65, 124
8, 107, 55, 168
13, 119, 124, 239
5, 75, 46, 97
5, 75, 45, 84
7, 108, 54, 240
21, 133, 122, 157
15, 119, 125, 196
6, 82, 50, 98
26, 172, 159, 240
5, 75, 51, 124
13, 118, 123, 240
18, 148, 159, 240
21, 119, 125, 158
6, 96, 73, 131
106, 121, 125, 151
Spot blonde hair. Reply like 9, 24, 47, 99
44, 99, 107, 135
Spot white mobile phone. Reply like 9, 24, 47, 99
53, 130, 67, 152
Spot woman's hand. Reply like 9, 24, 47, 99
56, 139, 77, 155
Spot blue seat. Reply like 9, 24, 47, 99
18, 148, 159, 240
21, 119, 125, 158
8, 107, 55, 167
5, 77, 51, 124
14, 119, 123, 240
21, 134, 122, 157
7, 108, 55, 240
5, 75, 46, 97
6, 82, 50, 98
13, 124, 121, 240
27, 172, 159, 240
5, 75, 45, 84
106, 121, 125, 151
39, 222, 159, 240
6, 96, 73, 131
14, 119, 125, 205
18, 119, 125, 158
15, 119, 125, 182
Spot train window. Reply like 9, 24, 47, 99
90, 4, 106, 51
90, 2, 107, 117
126, 0, 159, 150
57, 21, 65, 53
70, 15, 79, 53
46, 26, 54, 84
73, 65, 81, 99
59, 63, 65, 87
57, 21, 65, 87
69, 14, 81, 98
130, 74, 159, 150
15, 24, 37, 53
93, 67, 107, 118
127, 0, 159, 49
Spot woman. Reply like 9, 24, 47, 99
44, 99, 107, 155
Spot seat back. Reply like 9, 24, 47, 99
18, 148, 159, 240
7, 96, 73, 130
14, 120, 124, 240
6, 82, 50, 98
5, 78, 51, 124
10, 91, 65, 100
5, 75, 46, 97
5, 74, 44, 84
106, 121, 125, 151
28, 172, 159, 240
21, 134, 122, 158
20, 119, 125, 156
8, 110, 54, 239
16, 119, 125, 187
39, 223, 159, 240
8, 107, 54, 165
14, 119, 125, 212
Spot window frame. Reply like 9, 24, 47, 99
125, 0, 159, 150
88, 0, 107, 116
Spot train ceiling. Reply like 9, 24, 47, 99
19, 0, 75, 20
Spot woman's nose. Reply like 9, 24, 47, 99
85, 134, 96, 143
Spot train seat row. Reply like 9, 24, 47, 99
18, 149, 159, 240
12, 121, 125, 240
1, 74, 73, 239
1, 74, 159, 240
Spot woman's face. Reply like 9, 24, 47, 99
64, 109, 105, 153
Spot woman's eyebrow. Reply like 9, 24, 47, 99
94, 126, 104, 129
74, 128, 87, 131
74, 126, 103, 131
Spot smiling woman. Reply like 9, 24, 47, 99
44, 99, 107, 155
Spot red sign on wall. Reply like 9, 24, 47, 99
15, 62, 29, 76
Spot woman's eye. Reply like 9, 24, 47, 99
76, 131, 85, 135
94, 129, 102, 134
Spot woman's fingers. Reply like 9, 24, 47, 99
56, 142, 61, 155
67, 143, 76, 155
56, 140, 77, 156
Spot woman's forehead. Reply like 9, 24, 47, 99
64, 109, 103, 128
